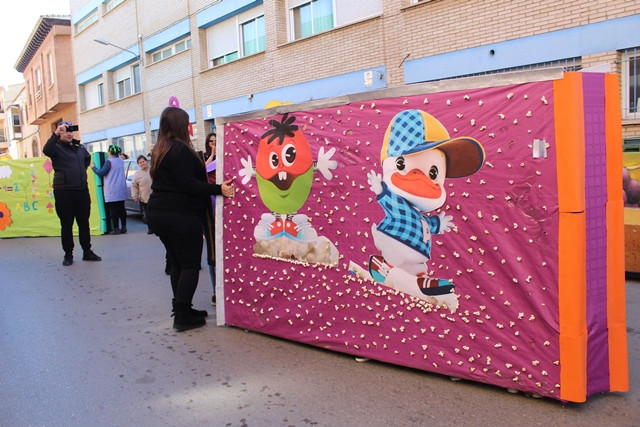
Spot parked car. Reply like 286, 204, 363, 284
123, 158, 148, 222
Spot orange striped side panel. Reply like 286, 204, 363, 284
555, 72, 585, 214
604, 73, 629, 392
554, 73, 587, 403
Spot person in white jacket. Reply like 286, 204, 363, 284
131, 155, 153, 233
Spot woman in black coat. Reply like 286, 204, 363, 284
148, 107, 234, 331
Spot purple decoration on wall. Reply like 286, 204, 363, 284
582, 72, 610, 394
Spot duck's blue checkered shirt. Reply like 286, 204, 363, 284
376, 182, 441, 258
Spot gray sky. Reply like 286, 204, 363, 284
1, 0, 71, 87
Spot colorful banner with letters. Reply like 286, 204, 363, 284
0, 157, 100, 238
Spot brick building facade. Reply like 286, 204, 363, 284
15, 16, 77, 159
69, 0, 640, 156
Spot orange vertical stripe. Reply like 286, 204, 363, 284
604, 73, 629, 392
555, 72, 585, 214
554, 73, 587, 402
557, 212, 587, 402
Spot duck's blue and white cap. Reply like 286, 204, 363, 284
381, 109, 485, 178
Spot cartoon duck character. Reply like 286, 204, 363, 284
366, 109, 485, 308
239, 113, 337, 242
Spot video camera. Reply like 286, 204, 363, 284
61, 121, 79, 132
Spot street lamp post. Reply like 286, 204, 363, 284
93, 37, 148, 157
93, 38, 144, 65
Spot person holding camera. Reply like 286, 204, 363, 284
43, 121, 102, 266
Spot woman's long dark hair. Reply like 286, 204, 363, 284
150, 107, 199, 179
204, 132, 216, 159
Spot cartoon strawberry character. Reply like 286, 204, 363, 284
239, 113, 337, 242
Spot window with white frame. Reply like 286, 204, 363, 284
621, 47, 639, 119
151, 38, 192, 64
12, 111, 20, 127
114, 64, 141, 100
75, 10, 98, 34
35, 68, 42, 97
83, 79, 104, 110
104, 0, 125, 13
288, 0, 382, 41
48, 54, 54, 86
10, 106, 22, 138
242, 15, 265, 57
132, 64, 141, 93
290, 0, 333, 40
98, 83, 104, 106
206, 5, 265, 68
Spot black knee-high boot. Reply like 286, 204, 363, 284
172, 269, 206, 331
172, 301, 206, 332
170, 267, 207, 318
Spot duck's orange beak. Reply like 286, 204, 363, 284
390, 169, 442, 198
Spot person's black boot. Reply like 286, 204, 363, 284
62, 252, 73, 266
190, 306, 208, 317
82, 250, 102, 261
172, 298, 208, 317
173, 301, 206, 332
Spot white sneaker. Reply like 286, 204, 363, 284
254, 213, 280, 240
288, 214, 318, 242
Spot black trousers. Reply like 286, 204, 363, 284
105, 200, 127, 230
148, 210, 203, 304
140, 201, 150, 229
53, 189, 92, 254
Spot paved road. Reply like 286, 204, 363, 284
1, 216, 638, 426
